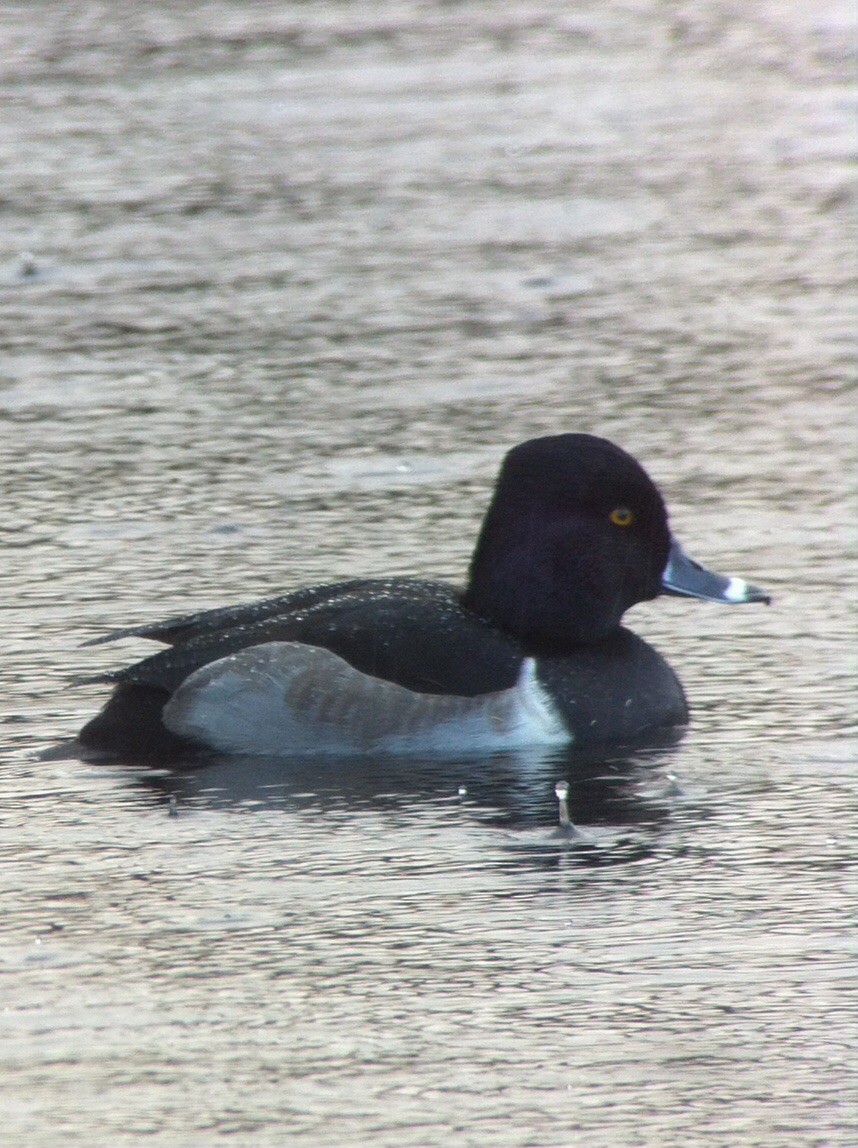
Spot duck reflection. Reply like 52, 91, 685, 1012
122, 727, 686, 849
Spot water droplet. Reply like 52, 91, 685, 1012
18, 252, 38, 278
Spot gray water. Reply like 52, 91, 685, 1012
1, 3, 855, 1145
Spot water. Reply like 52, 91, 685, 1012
1, 3, 855, 1144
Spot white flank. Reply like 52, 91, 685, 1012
163, 642, 571, 757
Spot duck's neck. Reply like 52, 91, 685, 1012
461, 514, 624, 651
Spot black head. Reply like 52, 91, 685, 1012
462, 434, 671, 650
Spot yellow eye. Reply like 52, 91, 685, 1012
610, 506, 634, 527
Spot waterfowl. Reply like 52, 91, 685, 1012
78, 434, 769, 758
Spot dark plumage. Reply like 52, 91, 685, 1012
79, 434, 768, 758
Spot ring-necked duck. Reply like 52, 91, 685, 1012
78, 434, 769, 758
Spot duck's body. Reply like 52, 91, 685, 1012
82, 578, 688, 756
78, 434, 768, 759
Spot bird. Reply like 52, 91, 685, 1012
77, 433, 769, 759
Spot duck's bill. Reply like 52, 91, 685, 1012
661, 539, 771, 604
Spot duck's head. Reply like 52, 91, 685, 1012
463, 433, 769, 650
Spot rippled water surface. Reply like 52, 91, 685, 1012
1, 3, 855, 1145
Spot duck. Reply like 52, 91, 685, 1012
78, 433, 769, 759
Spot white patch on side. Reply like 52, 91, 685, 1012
505, 658, 570, 744
724, 576, 750, 602
377, 658, 571, 755
163, 643, 572, 758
